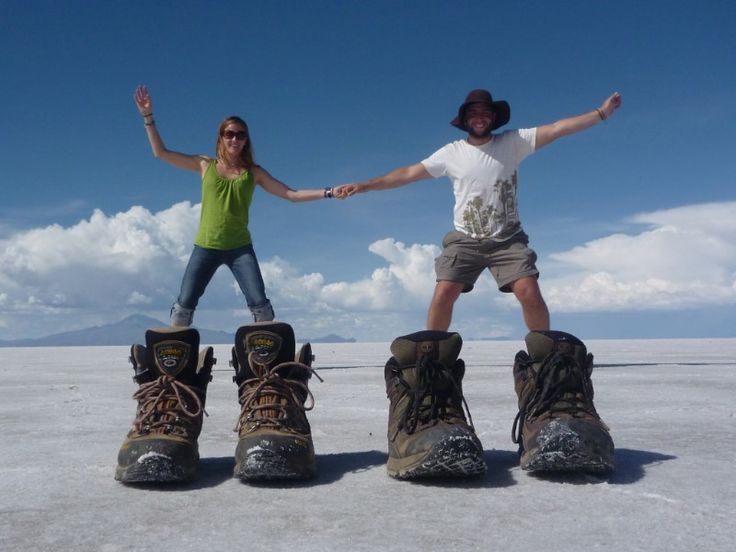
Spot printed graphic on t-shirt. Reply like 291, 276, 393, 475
461, 171, 519, 238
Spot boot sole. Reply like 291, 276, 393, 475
388, 433, 486, 480
115, 453, 196, 484
521, 422, 615, 473
522, 450, 614, 473
234, 448, 315, 481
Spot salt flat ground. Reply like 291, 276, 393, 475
1, 337, 734, 552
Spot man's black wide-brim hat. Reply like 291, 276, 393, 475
451, 89, 510, 132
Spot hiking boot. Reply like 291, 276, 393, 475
511, 330, 615, 473
231, 321, 321, 481
385, 330, 486, 479
115, 327, 214, 484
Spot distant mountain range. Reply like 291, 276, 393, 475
305, 334, 356, 344
0, 314, 355, 347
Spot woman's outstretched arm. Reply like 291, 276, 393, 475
134, 85, 208, 174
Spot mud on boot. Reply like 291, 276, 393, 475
512, 330, 615, 474
115, 327, 214, 484
231, 321, 321, 481
385, 330, 486, 480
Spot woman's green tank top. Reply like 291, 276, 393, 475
194, 161, 256, 250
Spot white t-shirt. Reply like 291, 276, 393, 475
421, 128, 537, 240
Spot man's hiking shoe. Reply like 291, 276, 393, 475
511, 330, 614, 473
115, 327, 214, 484
231, 321, 321, 481
384, 330, 486, 480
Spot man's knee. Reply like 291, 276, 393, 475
432, 281, 464, 306
512, 278, 545, 306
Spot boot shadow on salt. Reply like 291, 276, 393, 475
231, 321, 322, 481
385, 330, 486, 480
512, 330, 615, 474
115, 327, 214, 484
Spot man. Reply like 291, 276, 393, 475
335, 89, 622, 479
335, 89, 622, 332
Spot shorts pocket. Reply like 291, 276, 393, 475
435, 253, 457, 271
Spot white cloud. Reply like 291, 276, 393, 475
542, 201, 736, 311
127, 291, 153, 305
2, 199, 734, 341
316, 239, 440, 311
0, 202, 199, 317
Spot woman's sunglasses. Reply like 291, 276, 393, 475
221, 130, 248, 140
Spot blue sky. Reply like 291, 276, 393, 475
1, 0, 734, 342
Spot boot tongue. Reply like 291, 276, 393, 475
390, 331, 466, 425
390, 330, 462, 368
145, 327, 201, 385
525, 332, 555, 362
525, 330, 586, 363
234, 322, 295, 377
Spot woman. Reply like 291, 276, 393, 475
134, 85, 335, 326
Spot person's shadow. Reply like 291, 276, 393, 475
123, 451, 387, 490
142, 446, 675, 490
193, 449, 515, 489
393, 447, 677, 488
521, 448, 677, 485
608, 448, 677, 484
233, 450, 389, 489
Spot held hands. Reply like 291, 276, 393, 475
332, 183, 360, 199
599, 92, 622, 119
134, 85, 153, 116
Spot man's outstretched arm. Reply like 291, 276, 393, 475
535, 92, 622, 150
334, 163, 432, 198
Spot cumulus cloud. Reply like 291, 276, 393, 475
542, 201, 736, 311
0, 202, 200, 318
0, 204, 443, 339
315, 239, 440, 311
254, 239, 440, 316
2, 199, 733, 340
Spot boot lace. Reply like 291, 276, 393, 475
132, 375, 206, 437
395, 356, 474, 437
512, 351, 597, 444
235, 352, 323, 433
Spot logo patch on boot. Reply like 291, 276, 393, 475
152, 340, 192, 376
245, 331, 283, 365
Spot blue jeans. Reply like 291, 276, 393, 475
174, 244, 274, 324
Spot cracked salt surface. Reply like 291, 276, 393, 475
1, 338, 735, 551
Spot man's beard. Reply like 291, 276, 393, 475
467, 125, 492, 139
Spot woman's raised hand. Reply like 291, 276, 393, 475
134, 85, 153, 116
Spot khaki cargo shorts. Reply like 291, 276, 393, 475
434, 230, 539, 293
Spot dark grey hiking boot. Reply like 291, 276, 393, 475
115, 327, 214, 484
512, 330, 615, 473
385, 330, 486, 480
231, 321, 321, 481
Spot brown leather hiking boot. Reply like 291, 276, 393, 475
512, 330, 615, 473
385, 330, 486, 479
115, 327, 214, 484
231, 321, 321, 481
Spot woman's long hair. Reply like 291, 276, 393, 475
216, 116, 255, 169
